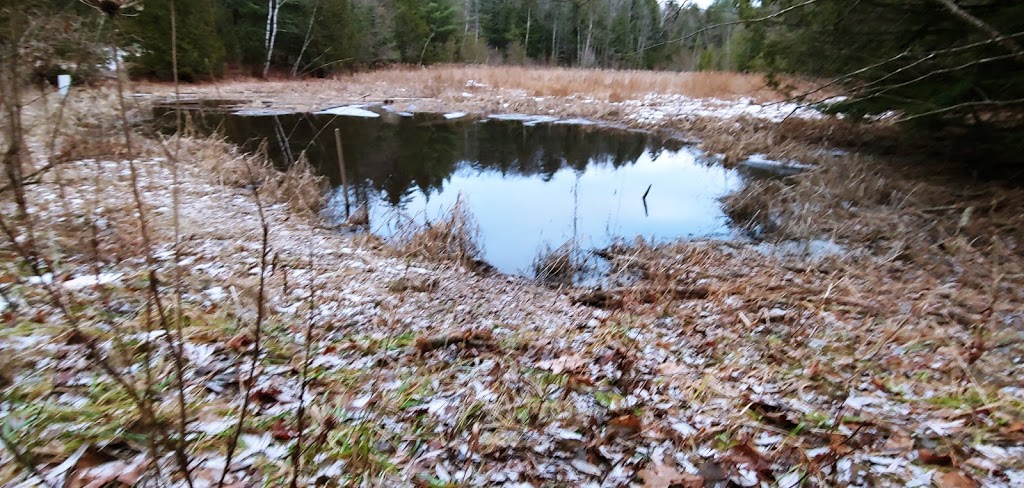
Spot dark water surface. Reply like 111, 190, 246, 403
159, 105, 744, 276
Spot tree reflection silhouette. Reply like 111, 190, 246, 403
170, 108, 675, 208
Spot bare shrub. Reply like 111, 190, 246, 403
532, 241, 584, 286
181, 135, 328, 216
390, 197, 483, 269
720, 179, 786, 238
264, 153, 328, 215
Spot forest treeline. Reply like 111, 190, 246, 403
3, 0, 1022, 159
126, 0, 759, 80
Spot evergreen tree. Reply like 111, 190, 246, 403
750, 0, 1024, 159
124, 0, 226, 81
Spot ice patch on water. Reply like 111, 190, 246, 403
444, 112, 468, 120
553, 118, 597, 126
234, 108, 299, 117
488, 114, 560, 126
315, 106, 380, 118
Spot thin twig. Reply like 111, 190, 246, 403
219, 161, 272, 488
290, 251, 319, 488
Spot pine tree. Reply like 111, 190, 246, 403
124, 0, 226, 81
751, 0, 1024, 160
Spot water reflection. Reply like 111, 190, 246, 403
162, 107, 741, 276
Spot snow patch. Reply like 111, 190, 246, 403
62, 273, 123, 290
740, 153, 813, 175
28, 273, 54, 285
205, 286, 226, 301
624, 94, 825, 125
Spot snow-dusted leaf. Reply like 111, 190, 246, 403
935, 470, 978, 488
535, 354, 587, 374
637, 462, 701, 488
571, 459, 603, 476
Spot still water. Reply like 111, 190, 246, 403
160, 106, 743, 276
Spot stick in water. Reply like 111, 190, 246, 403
642, 184, 652, 217
334, 128, 351, 219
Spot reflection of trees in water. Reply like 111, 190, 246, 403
201, 111, 670, 206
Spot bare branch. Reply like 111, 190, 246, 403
931, 0, 1024, 63
896, 98, 1024, 123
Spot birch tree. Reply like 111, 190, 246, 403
263, 0, 289, 78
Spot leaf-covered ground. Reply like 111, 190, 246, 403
1, 80, 1023, 487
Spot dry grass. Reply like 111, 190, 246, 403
177, 134, 327, 217
344, 64, 776, 102
531, 241, 584, 285
389, 198, 483, 269
138, 65, 785, 118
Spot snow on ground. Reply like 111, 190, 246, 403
622, 94, 824, 125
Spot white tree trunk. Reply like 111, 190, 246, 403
525, 8, 531, 55
292, 0, 320, 77
263, 0, 286, 78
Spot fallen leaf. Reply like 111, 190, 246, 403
270, 419, 296, 440
607, 414, 643, 437
936, 470, 978, 488
881, 433, 914, 453
71, 456, 149, 488
536, 354, 587, 374
963, 457, 999, 472
656, 362, 685, 375
748, 398, 799, 430
731, 442, 775, 481
1001, 421, 1024, 435
917, 449, 952, 466
637, 462, 702, 488
252, 385, 282, 403
227, 332, 253, 351
697, 461, 728, 483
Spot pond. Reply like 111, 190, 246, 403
157, 104, 749, 280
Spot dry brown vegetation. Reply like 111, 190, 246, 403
154, 65, 779, 106
346, 64, 778, 101
386, 197, 485, 270
532, 241, 585, 285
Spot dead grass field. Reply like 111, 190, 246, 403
136, 64, 786, 112
344, 64, 779, 101
154, 65, 779, 105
